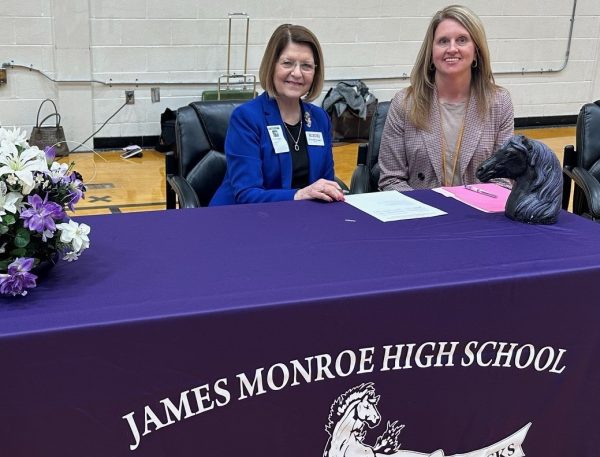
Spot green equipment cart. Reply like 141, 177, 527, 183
201, 13, 257, 101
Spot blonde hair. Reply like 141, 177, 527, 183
407, 4, 498, 130
259, 24, 325, 102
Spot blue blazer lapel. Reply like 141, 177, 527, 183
302, 102, 322, 183
261, 94, 293, 189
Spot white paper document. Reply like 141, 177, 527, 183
344, 191, 447, 222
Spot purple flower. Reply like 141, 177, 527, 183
67, 174, 85, 210
20, 193, 66, 234
0, 257, 38, 296
44, 146, 56, 164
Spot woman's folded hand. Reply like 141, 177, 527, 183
294, 178, 346, 202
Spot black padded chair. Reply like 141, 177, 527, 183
562, 100, 600, 221
349, 101, 390, 193
166, 100, 242, 209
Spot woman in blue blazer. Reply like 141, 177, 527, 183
210, 24, 345, 206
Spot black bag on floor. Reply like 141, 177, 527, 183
156, 108, 176, 152
322, 80, 377, 141
330, 101, 377, 141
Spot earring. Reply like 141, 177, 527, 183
429, 62, 435, 71
472, 59, 478, 68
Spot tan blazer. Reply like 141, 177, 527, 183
378, 86, 514, 192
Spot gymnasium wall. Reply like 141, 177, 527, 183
0, 0, 598, 149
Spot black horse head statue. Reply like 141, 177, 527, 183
476, 135, 563, 224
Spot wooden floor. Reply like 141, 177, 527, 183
67, 127, 575, 216
65, 150, 167, 216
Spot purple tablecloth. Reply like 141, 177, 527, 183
1, 190, 599, 456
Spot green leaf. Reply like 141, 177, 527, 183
2, 214, 16, 225
13, 228, 31, 248
0, 224, 8, 235
10, 248, 26, 257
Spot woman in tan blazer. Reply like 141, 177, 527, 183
378, 5, 514, 192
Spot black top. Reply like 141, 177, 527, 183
284, 121, 309, 189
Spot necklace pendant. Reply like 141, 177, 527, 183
283, 118, 303, 152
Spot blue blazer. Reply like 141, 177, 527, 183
209, 92, 334, 206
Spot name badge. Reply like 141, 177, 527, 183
267, 125, 289, 154
306, 131, 324, 146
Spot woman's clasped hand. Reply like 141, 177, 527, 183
294, 179, 346, 202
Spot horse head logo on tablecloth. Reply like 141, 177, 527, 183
476, 134, 562, 224
323, 383, 532, 457
323, 382, 412, 457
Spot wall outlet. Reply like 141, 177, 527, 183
151, 87, 160, 103
125, 90, 135, 104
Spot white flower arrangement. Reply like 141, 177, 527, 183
0, 127, 90, 296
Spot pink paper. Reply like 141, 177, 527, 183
442, 183, 511, 213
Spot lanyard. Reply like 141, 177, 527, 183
439, 98, 468, 186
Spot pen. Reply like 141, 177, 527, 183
463, 184, 497, 198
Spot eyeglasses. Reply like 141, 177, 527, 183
278, 59, 317, 73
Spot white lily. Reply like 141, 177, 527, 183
0, 127, 29, 149
56, 220, 91, 253
0, 181, 22, 215
0, 142, 49, 189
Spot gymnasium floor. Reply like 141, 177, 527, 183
67, 126, 575, 216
